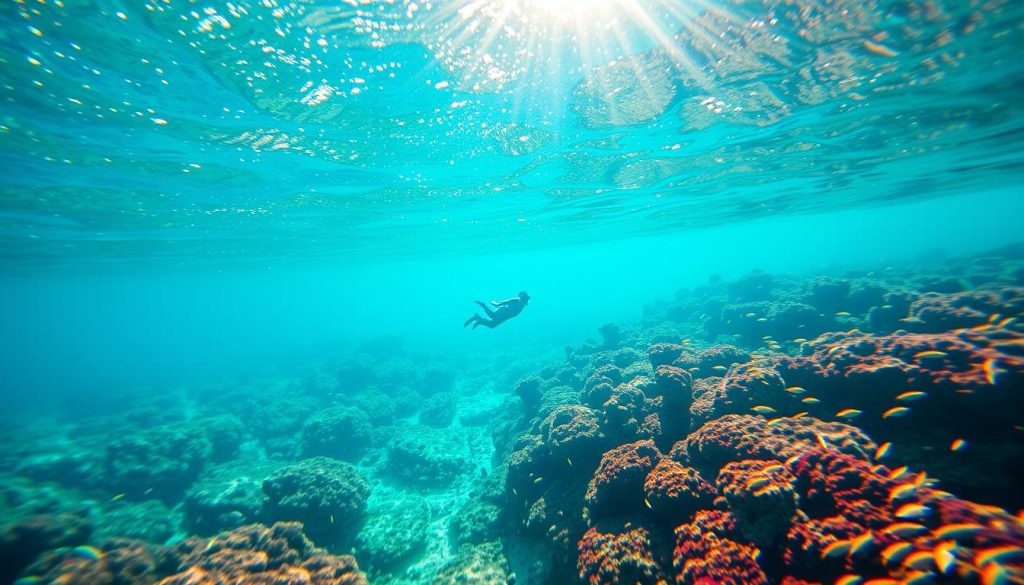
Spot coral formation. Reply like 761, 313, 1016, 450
261, 457, 370, 548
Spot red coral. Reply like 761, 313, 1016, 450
642, 460, 714, 528
577, 523, 667, 585
907, 286, 1024, 333
689, 362, 787, 428
673, 511, 767, 585
162, 522, 367, 585
585, 440, 662, 520
676, 414, 875, 474
717, 459, 798, 548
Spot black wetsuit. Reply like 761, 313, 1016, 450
464, 298, 527, 329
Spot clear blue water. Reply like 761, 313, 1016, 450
2, 0, 1024, 583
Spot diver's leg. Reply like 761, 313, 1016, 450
464, 314, 480, 328
474, 318, 497, 329
475, 301, 495, 318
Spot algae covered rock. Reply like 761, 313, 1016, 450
261, 457, 371, 548
102, 424, 212, 502
385, 425, 470, 488
300, 406, 373, 462
355, 496, 430, 568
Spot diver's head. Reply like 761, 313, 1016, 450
519, 291, 531, 303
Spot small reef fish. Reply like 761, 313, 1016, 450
802, 397, 821, 404
888, 466, 909, 479
793, 338, 808, 343
785, 386, 807, 395
935, 523, 985, 541
849, 532, 874, 556
883, 522, 928, 537
934, 541, 958, 574
836, 576, 863, 585
712, 365, 728, 371
883, 406, 911, 419
951, 438, 968, 452
874, 442, 892, 460
880, 542, 914, 565
896, 391, 927, 401
110, 493, 126, 502
837, 408, 862, 419
836, 311, 852, 317
914, 350, 948, 359
746, 477, 771, 490
827, 346, 841, 355
895, 503, 930, 519
903, 550, 936, 571
751, 405, 777, 414
821, 539, 852, 558
889, 482, 918, 502
976, 545, 1024, 567
981, 563, 1010, 585
70, 545, 104, 561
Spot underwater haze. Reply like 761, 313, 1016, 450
1, 0, 1024, 584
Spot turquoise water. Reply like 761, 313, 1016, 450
2, 1, 1024, 584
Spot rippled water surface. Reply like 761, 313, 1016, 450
2, 0, 1023, 267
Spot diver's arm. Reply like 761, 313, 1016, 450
491, 298, 517, 306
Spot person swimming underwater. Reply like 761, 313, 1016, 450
464, 291, 530, 329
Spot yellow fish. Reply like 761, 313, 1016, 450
896, 391, 927, 401
751, 405, 777, 414
835, 311, 852, 317
837, 408, 862, 419
827, 346, 841, 355
793, 338, 808, 343
785, 386, 806, 395
934, 523, 984, 541
895, 503, 930, 519
849, 531, 874, 556
883, 406, 911, 419
746, 477, 771, 490
889, 482, 918, 502
802, 397, 821, 404
712, 365, 728, 371
981, 563, 1010, 585
883, 522, 927, 537
888, 466, 909, 479
821, 539, 852, 559
934, 541, 958, 574
950, 438, 967, 452
880, 542, 913, 565
874, 442, 892, 460
914, 350, 947, 358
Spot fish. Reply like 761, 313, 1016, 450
880, 542, 914, 565
896, 391, 927, 401
751, 405, 777, 414
895, 503, 930, 519
889, 482, 918, 502
821, 539, 852, 558
144, 488, 154, 495
837, 408, 862, 419
712, 365, 728, 371
533, 476, 544, 483
567, 457, 573, 466
802, 397, 821, 404
644, 498, 652, 509
746, 477, 771, 490
791, 411, 809, 419
914, 350, 947, 358
976, 545, 1024, 567
983, 358, 1003, 385
989, 313, 1002, 323
766, 417, 785, 427
762, 464, 785, 474
883, 522, 928, 537
883, 406, 911, 419
785, 386, 807, 395
827, 346, 841, 355
836, 576, 863, 585
793, 338, 808, 343
330, 514, 335, 524
997, 317, 1016, 328
110, 493, 126, 502
903, 550, 936, 571
874, 442, 892, 460
757, 318, 768, 322
935, 523, 985, 541
745, 312, 757, 318
850, 532, 874, 556
836, 311, 852, 316
981, 562, 1010, 585
888, 466, 909, 479
935, 541, 958, 574
951, 438, 967, 452
70, 545, 103, 560
814, 432, 830, 449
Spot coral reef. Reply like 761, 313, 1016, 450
103, 425, 212, 502
300, 406, 373, 461
385, 425, 470, 487
355, 496, 430, 569
261, 457, 371, 548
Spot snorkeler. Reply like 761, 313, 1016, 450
464, 291, 530, 329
